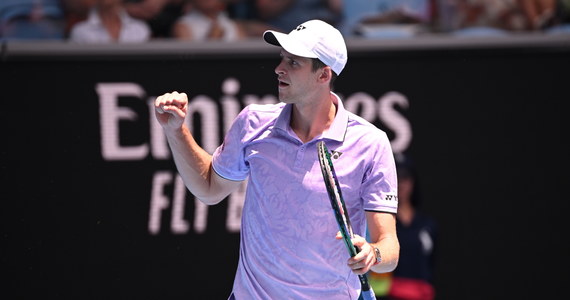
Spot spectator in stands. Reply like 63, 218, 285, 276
226, 0, 276, 37
124, 0, 186, 38
0, 0, 66, 40
69, 0, 151, 43
172, 0, 246, 41
517, 0, 570, 32
547, 0, 570, 33
454, 0, 531, 34
339, 0, 438, 38
518, 0, 557, 30
255, 0, 342, 32
442, 0, 561, 35
388, 153, 438, 300
61, 0, 93, 38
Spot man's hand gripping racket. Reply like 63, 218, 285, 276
317, 141, 376, 300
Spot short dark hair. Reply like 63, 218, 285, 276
311, 58, 337, 89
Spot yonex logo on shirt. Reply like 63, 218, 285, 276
331, 150, 342, 160
385, 195, 398, 202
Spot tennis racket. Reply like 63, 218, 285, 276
317, 141, 376, 300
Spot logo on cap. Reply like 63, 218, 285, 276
296, 25, 306, 31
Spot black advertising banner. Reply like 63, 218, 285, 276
1, 38, 569, 299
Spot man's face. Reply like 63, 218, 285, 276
274, 50, 319, 104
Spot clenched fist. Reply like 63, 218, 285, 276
154, 91, 188, 131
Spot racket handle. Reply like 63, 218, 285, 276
353, 248, 372, 292
359, 275, 371, 290
360, 285, 377, 300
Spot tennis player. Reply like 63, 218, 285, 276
154, 19, 400, 300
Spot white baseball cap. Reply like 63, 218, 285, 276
263, 19, 348, 76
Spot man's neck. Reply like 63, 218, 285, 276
290, 92, 336, 143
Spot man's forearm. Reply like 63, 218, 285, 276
165, 125, 222, 205
371, 235, 400, 273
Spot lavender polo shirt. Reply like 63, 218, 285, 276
212, 93, 398, 300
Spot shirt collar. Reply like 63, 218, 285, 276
274, 92, 348, 143
324, 92, 348, 142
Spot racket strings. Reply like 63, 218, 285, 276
321, 143, 355, 239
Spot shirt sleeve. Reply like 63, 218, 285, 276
211, 106, 251, 181
361, 131, 399, 214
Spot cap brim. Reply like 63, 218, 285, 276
263, 30, 317, 59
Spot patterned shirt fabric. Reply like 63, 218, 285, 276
212, 92, 398, 300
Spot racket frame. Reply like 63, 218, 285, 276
317, 141, 372, 293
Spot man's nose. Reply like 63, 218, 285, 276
275, 61, 286, 75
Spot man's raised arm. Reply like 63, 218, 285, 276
154, 91, 241, 204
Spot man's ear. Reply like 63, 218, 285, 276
319, 66, 332, 83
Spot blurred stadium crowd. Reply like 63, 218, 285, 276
1, 0, 569, 43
